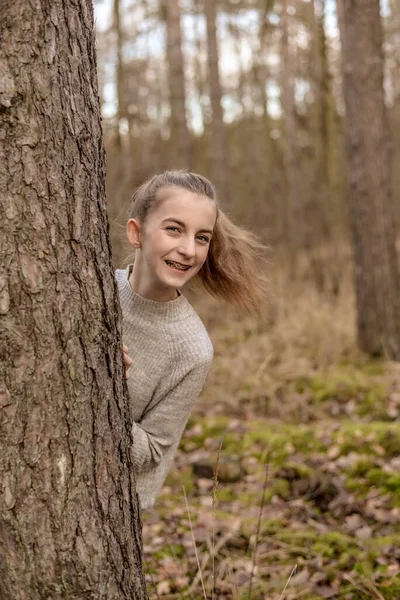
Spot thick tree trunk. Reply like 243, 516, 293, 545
165, 0, 190, 168
204, 0, 230, 203
337, 0, 400, 359
0, 1, 148, 598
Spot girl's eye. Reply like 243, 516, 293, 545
197, 235, 210, 243
167, 226, 180, 233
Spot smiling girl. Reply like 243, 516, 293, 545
116, 170, 268, 509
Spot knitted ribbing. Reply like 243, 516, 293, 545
116, 266, 213, 509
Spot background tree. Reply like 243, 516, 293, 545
95, 0, 400, 360
113, 0, 124, 149
280, 0, 303, 253
0, 1, 148, 597
204, 0, 230, 202
164, 0, 191, 167
337, 0, 400, 359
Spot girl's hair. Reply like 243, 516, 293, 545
129, 170, 269, 315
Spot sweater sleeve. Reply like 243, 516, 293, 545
130, 358, 211, 473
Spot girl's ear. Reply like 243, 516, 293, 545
127, 218, 142, 249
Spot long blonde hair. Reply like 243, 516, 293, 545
129, 171, 269, 315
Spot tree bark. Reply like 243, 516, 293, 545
165, 0, 190, 168
337, 0, 400, 359
204, 0, 230, 203
0, 1, 148, 597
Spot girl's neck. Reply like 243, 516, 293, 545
128, 262, 179, 303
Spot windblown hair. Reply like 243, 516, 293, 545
129, 170, 269, 315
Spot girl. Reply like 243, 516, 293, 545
116, 170, 268, 509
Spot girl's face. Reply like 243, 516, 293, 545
127, 187, 217, 301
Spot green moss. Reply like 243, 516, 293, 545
292, 364, 390, 419
243, 422, 326, 465
346, 457, 378, 477
216, 487, 235, 503
271, 478, 291, 499
364, 469, 400, 493
279, 462, 314, 479
312, 531, 357, 559
380, 429, 400, 457
365, 467, 389, 486
337, 549, 359, 569
240, 517, 286, 540
153, 543, 185, 561
236, 490, 260, 506
336, 423, 400, 457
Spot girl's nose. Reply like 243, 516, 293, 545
179, 238, 196, 259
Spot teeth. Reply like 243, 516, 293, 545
166, 261, 190, 271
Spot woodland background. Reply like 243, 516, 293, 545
94, 1, 400, 599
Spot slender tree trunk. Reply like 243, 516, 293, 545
249, 30, 272, 228
193, 4, 208, 130
306, 0, 340, 292
0, 1, 148, 597
113, 0, 124, 149
281, 0, 303, 251
204, 0, 230, 202
165, 0, 190, 168
312, 0, 334, 189
337, 0, 400, 359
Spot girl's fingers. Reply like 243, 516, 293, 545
122, 344, 132, 380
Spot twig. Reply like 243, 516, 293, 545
211, 441, 222, 600
247, 457, 270, 599
344, 574, 386, 600
279, 564, 298, 600
183, 485, 208, 600
187, 530, 236, 596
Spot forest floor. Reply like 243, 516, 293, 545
141, 261, 400, 600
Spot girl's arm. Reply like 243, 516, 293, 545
130, 358, 211, 473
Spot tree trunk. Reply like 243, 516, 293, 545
0, 1, 148, 598
281, 0, 303, 251
165, 0, 190, 168
204, 0, 230, 203
113, 0, 124, 149
306, 0, 339, 293
312, 0, 334, 190
337, 0, 400, 359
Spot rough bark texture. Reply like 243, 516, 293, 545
337, 0, 400, 359
204, 0, 230, 203
0, 1, 148, 598
165, 0, 190, 168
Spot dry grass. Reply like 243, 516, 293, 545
192, 247, 368, 420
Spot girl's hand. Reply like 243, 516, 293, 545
123, 344, 133, 379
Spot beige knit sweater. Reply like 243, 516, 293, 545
116, 266, 213, 509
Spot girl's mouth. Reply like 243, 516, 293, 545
165, 260, 191, 272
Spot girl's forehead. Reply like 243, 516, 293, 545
153, 187, 217, 224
